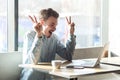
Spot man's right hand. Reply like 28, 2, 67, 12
28, 15, 43, 37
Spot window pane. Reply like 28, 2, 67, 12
0, 0, 7, 52
18, 0, 101, 51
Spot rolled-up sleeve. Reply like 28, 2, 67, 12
56, 34, 76, 61
23, 31, 42, 64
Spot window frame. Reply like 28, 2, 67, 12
7, 0, 18, 51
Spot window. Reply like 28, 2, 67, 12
18, 0, 102, 51
0, 0, 7, 52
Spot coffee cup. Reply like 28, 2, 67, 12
51, 60, 62, 69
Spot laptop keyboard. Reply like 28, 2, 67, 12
79, 59, 97, 66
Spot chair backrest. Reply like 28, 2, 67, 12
55, 47, 103, 60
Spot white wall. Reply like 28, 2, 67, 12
0, 52, 22, 80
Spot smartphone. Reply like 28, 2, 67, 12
66, 65, 84, 69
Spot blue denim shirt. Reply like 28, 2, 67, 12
20, 30, 76, 80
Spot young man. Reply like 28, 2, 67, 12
20, 8, 76, 80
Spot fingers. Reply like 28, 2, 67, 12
66, 16, 71, 24
34, 15, 38, 23
70, 22, 75, 34
71, 23, 75, 30
28, 15, 35, 23
69, 16, 71, 24
28, 15, 38, 23
65, 17, 69, 24
71, 22, 75, 27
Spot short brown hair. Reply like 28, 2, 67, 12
39, 8, 59, 21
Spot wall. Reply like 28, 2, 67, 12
0, 52, 22, 80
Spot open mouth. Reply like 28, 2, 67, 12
47, 30, 54, 38
49, 29, 55, 34
49, 30, 52, 34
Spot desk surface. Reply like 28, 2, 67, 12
50, 63, 120, 78
19, 57, 120, 79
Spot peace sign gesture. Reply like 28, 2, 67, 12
66, 16, 75, 35
28, 15, 43, 37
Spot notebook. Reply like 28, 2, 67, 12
66, 43, 109, 68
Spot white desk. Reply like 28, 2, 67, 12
19, 57, 120, 80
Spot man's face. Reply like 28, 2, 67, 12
42, 16, 58, 38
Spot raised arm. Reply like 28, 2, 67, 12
23, 15, 43, 64
56, 16, 76, 61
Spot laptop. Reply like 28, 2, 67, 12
66, 43, 109, 68
101, 57, 120, 66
